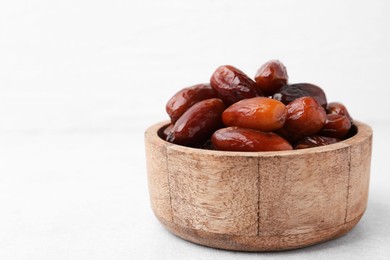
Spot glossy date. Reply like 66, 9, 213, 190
294, 135, 340, 149
210, 65, 259, 105
166, 98, 225, 145
166, 83, 217, 123
222, 97, 287, 131
319, 114, 352, 139
283, 96, 327, 140
254, 60, 288, 96
211, 127, 292, 152
326, 102, 353, 123
273, 83, 327, 108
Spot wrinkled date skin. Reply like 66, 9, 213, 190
319, 114, 352, 139
254, 60, 288, 96
166, 98, 225, 146
211, 127, 292, 152
273, 83, 327, 109
283, 97, 327, 141
222, 97, 287, 131
294, 135, 340, 149
210, 65, 260, 105
166, 83, 217, 123
327, 102, 353, 123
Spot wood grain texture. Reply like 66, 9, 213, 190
144, 127, 173, 223
343, 123, 373, 222
144, 121, 373, 251
258, 144, 350, 236
167, 146, 258, 236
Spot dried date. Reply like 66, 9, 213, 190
273, 83, 327, 108
210, 65, 259, 105
166, 83, 217, 123
166, 98, 225, 145
294, 135, 340, 149
254, 60, 288, 96
222, 97, 286, 131
283, 96, 327, 140
211, 127, 292, 152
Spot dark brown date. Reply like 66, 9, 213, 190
211, 127, 292, 152
159, 124, 173, 140
283, 96, 327, 140
254, 60, 288, 96
222, 97, 287, 131
192, 139, 215, 150
294, 135, 340, 149
273, 83, 327, 109
166, 98, 225, 145
319, 114, 352, 139
326, 102, 353, 123
166, 83, 217, 123
210, 65, 259, 105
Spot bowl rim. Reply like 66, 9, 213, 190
145, 120, 372, 157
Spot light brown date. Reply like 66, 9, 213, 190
211, 127, 292, 152
222, 97, 287, 131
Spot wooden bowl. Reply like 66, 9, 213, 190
144, 121, 372, 251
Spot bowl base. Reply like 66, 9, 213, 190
157, 213, 364, 252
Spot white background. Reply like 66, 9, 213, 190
1, 0, 390, 259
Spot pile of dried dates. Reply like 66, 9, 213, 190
161, 60, 355, 151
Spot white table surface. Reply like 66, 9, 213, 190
1, 0, 390, 259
